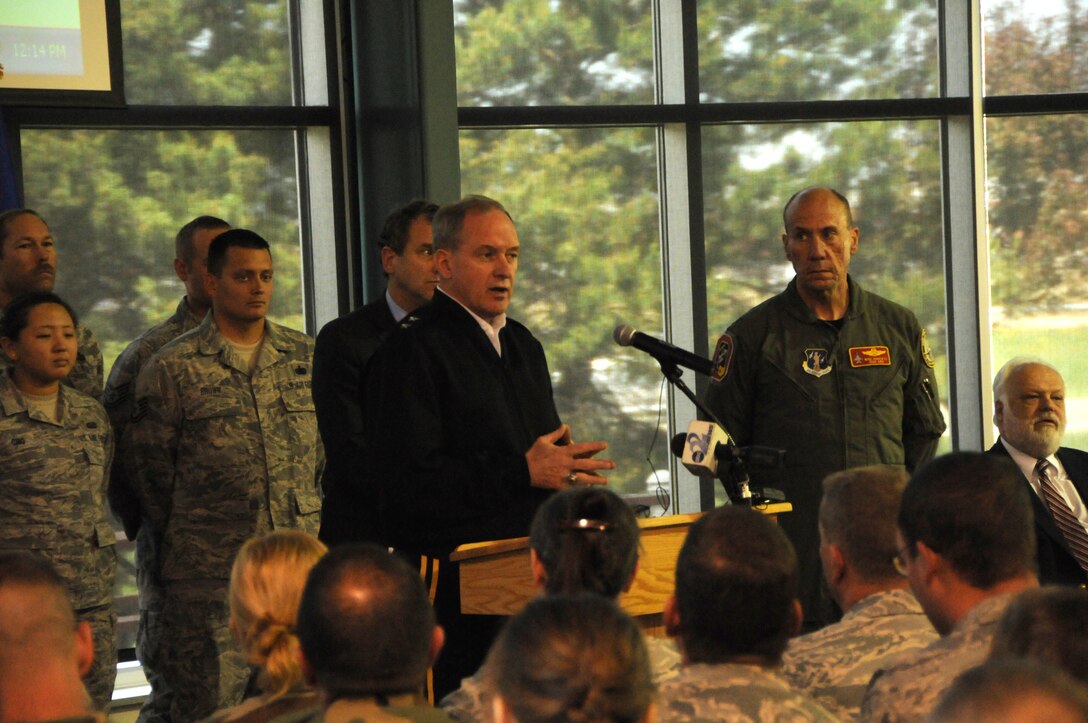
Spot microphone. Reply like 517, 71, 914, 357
670, 421, 787, 504
613, 325, 714, 376
672, 420, 732, 477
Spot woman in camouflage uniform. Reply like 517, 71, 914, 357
0, 291, 117, 709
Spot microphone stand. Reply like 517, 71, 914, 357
654, 358, 754, 506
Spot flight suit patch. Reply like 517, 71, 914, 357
921, 329, 936, 368
803, 348, 832, 377
711, 333, 734, 382
849, 345, 891, 368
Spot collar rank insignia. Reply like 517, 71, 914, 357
849, 345, 891, 368
803, 348, 832, 377
711, 333, 734, 382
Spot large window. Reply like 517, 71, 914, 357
7, 0, 342, 662
453, 0, 1088, 510
984, 0, 1088, 448
460, 126, 668, 499
701, 119, 949, 427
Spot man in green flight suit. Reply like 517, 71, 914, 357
703, 186, 946, 628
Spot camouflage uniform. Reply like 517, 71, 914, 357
0, 370, 117, 709
440, 633, 681, 721
103, 297, 203, 723
658, 663, 840, 722
127, 313, 324, 722
781, 589, 938, 719
0, 315, 103, 402
860, 591, 1021, 723
104, 297, 202, 537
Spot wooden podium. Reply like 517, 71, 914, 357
449, 503, 791, 636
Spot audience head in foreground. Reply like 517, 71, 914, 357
896, 451, 1038, 635
860, 451, 1041, 723
929, 657, 1088, 723
778, 465, 937, 720
659, 506, 838, 721
990, 585, 1088, 685
488, 593, 654, 723
296, 543, 443, 705
818, 464, 911, 610
229, 530, 327, 699
529, 485, 640, 599
0, 551, 95, 722
667, 505, 800, 665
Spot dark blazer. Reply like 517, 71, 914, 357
987, 440, 1088, 586
363, 289, 560, 554
314, 296, 398, 545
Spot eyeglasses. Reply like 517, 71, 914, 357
892, 545, 912, 577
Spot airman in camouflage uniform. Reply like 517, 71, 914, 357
104, 212, 231, 723
0, 209, 103, 401
105, 297, 204, 722
105, 296, 204, 530
782, 589, 936, 719
661, 506, 837, 723
0, 369, 117, 708
658, 663, 839, 722
860, 592, 1019, 723
860, 452, 1040, 722
126, 229, 323, 722
781, 466, 938, 719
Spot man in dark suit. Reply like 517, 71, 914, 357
363, 195, 615, 697
315, 199, 439, 546
987, 357, 1088, 587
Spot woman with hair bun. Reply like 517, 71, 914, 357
442, 487, 677, 720
203, 530, 327, 722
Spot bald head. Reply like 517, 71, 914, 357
0, 552, 94, 721
296, 544, 437, 698
782, 186, 854, 230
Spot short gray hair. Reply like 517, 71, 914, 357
432, 195, 513, 252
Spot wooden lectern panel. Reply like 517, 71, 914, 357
450, 503, 791, 630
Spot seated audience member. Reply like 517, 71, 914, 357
441, 487, 679, 721
487, 594, 655, 723
289, 543, 452, 722
989, 586, 1088, 685
203, 530, 328, 722
658, 506, 838, 722
861, 452, 1040, 722
929, 658, 1088, 723
987, 357, 1088, 587
0, 291, 116, 709
0, 551, 100, 722
781, 466, 937, 718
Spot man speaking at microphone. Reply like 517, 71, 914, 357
703, 186, 946, 628
361, 194, 614, 697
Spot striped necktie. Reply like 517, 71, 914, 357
1036, 459, 1088, 574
